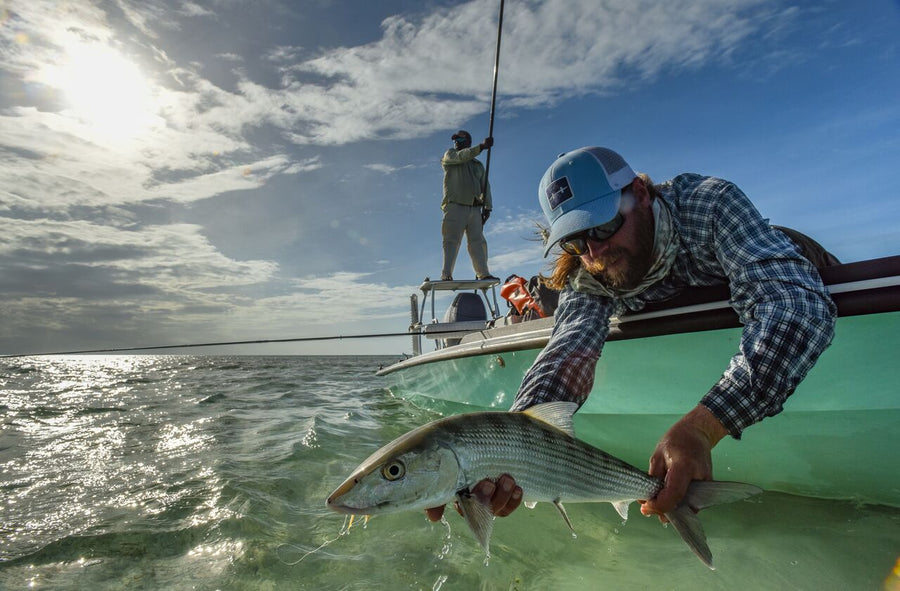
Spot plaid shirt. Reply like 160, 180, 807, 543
511, 174, 837, 438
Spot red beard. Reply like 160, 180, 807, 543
582, 205, 655, 290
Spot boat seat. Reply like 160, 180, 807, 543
433, 292, 488, 346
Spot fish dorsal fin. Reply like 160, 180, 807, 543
522, 401, 578, 437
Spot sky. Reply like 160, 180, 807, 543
1, 0, 898, 357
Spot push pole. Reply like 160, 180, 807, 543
481, 0, 504, 200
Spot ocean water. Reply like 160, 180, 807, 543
1, 355, 898, 591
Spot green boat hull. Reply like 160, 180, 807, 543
383, 312, 900, 507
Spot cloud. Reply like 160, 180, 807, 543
0, 216, 281, 352
487, 211, 545, 238
490, 247, 546, 275
483, 211, 547, 274
131, 271, 423, 344
0, 120, 305, 212
0, 218, 277, 290
1, 3, 319, 216
284, 0, 780, 139
363, 162, 418, 174
269, 272, 418, 321
1, 0, 784, 215
0, 0, 796, 353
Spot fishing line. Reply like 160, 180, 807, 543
277, 515, 371, 566
279, 513, 455, 567
0, 327, 494, 358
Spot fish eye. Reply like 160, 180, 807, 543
381, 460, 406, 481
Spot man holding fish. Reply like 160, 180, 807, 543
425, 146, 837, 523
329, 146, 837, 567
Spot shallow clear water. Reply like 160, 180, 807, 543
1, 355, 897, 590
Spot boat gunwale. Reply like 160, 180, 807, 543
377, 255, 900, 376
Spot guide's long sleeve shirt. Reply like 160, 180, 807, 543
511, 174, 837, 438
441, 145, 492, 211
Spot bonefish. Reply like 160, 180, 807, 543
327, 402, 762, 568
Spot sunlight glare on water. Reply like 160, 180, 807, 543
0, 355, 898, 590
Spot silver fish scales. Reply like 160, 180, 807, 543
440, 409, 659, 504
328, 401, 761, 568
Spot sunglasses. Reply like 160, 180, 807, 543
559, 213, 625, 255
452, 136, 469, 143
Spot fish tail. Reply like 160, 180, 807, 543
684, 480, 763, 511
666, 480, 763, 569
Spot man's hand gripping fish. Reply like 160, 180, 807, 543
326, 402, 761, 569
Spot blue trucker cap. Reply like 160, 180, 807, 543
538, 146, 637, 257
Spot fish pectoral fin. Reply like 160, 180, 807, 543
456, 492, 495, 556
612, 501, 630, 521
665, 504, 714, 570
552, 499, 575, 534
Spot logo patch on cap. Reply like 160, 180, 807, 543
546, 176, 573, 210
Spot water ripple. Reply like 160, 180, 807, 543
2, 355, 896, 590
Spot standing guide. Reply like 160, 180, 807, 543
440, 130, 498, 282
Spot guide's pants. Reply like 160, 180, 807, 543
441, 202, 490, 279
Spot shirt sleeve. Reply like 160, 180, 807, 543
511, 286, 615, 412
441, 145, 482, 167
696, 180, 837, 437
